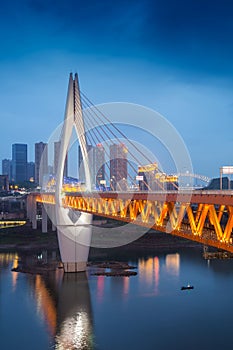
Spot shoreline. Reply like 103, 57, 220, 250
0, 220, 203, 254
1, 221, 207, 275
0, 222, 59, 252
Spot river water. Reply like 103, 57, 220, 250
1, 246, 233, 350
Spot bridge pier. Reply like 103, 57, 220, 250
27, 196, 92, 272
31, 198, 37, 230
56, 212, 93, 272
26, 194, 37, 229
26, 195, 32, 221
51, 207, 57, 231
46, 205, 56, 231
52, 222, 56, 232
57, 228, 91, 272
41, 205, 48, 233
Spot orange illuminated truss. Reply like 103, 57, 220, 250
34, 191, 233, 252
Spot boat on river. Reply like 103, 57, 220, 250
181, 284, 194, 290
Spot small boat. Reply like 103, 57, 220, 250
181, 284, 194, 290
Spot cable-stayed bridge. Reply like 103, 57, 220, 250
27, 73, 233, 272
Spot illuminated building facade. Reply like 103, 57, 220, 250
79, 144, 105, 188
138, 163, 178, 191
138, 163, 158, 191
95, 143, 105, 187
110, 143, 128, 190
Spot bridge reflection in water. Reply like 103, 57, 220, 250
3, 250, 233, 349
1, 250, 182, 349
54, 273, 93, 349
12, 254, 93, 350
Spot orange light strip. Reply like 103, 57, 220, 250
34, 192, 233, 252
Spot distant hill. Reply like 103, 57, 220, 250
204, 177, 233, 190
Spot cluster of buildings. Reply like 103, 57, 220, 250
138, 163, 178, 191
1, 141, 178, 192
1, 142, 67, 191
78, 143, 128, 190
0, 142, 129, 191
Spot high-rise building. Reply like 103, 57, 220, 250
110, 143, 127, 190
78, 144, 105, 188
54, 141, 68, 178
2, 159, 12, 181
27, 162, 35, 182
12, 144, 27, 183
138, 163, 158, 191
78, 144, 94, 185
35, 142, 48, 184
95, 144, 105, 187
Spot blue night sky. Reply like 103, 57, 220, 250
1, 0, 233, 178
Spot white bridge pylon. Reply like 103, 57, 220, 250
55, 73, 92, 272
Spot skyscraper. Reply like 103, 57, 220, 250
95, 143, 105, 187
54, 141, 68, 178
78, 144, 105, 188
110, 143, 127, 190
35, 142, 48, 184
12, 144, 27, 183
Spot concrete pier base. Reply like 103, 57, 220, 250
57, 212, 92, 272
63, 262, 87, 273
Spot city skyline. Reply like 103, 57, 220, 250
1, 140, 129, 186
1, 1, 233, 178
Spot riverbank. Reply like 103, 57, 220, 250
1, 220, 205, 275
0, 222, 59, 251
0, 219, 202, 254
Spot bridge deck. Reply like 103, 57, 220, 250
65, 191, 233, 205
34, 191, 233, 253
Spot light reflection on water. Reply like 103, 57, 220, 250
2, 248, 233, 349
165, 253, 180, 276
54, 273, 93, 350
33, 269, 94, 349
55, 312, 91, 350
96, 275, 105, 303
0, 252, 93, 350
34, 274, 57, 336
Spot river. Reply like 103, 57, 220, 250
1, 245, 233, 350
